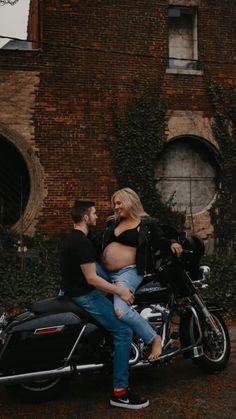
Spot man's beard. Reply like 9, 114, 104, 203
87, 220, 96, 227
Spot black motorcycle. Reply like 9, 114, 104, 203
0, 232, 231, 401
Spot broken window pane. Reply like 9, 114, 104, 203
168, 6, 198, 70
0, 0, 31, 50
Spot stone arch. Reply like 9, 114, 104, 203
0, 123, 45, 235
166, 110, 218, 149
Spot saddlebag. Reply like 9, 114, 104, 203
0, 312, 83, 373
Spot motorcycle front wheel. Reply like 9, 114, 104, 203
7, 377, 68, 402
193, 312, 231, 372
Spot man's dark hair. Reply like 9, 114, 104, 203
71, 200, 95, 223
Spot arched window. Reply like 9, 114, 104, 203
155, 136, 220, 215
0, 124, 44, 235
0, 135, 30, 226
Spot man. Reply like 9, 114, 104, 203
60, 199, 149, 409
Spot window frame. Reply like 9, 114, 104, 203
167, 6, 201, 74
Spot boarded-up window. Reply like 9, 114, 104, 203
155, 137, 219, 215
168, 6, 198, 70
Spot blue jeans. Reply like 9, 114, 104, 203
72, 288, 132, 390
59, 267, 132, 389
108, 265, 157, 345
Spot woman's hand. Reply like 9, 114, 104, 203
170, 242, 183, 257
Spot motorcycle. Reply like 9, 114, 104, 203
0, 231, 231, 401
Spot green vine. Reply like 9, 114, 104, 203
0, 229, 60, 313
206, 79, 236, 254
107, 79, 184, 230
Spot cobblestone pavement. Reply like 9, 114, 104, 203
0, 321, 235, 419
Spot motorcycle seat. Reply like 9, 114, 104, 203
30, 297, 89, 319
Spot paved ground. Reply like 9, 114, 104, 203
0, 321, 235, 419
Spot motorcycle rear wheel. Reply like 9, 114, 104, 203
193, 312, 230, 372
7, 377, 68, 402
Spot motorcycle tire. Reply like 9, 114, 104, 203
193, 312, 231, 372
7, 376, 69, 402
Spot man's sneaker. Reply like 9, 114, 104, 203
110, 389, 149, 409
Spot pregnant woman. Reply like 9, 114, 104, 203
101, 187, 182, 361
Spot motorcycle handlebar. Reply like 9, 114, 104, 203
157, 249, 194, 271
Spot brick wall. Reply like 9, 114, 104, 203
0, 71, 39, 146
0, 0, 235, 237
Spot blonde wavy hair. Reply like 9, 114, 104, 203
109, 187, 149, 220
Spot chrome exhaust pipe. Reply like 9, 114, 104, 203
0, 362, 105, 385
0, 343, 140, 385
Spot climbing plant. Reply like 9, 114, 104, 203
206, 79, 236, 254
107, 79, 185, 230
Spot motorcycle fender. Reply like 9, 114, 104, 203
0, 312, 84, 373
179, 304, 222, 359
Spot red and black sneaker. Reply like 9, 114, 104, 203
110, 389, 149, 409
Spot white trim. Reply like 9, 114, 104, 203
166, 68, 203, 75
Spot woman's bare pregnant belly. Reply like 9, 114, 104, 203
102, 242, 136, 271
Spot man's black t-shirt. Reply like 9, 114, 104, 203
60, 229, 95, 297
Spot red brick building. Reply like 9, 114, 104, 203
0, 0, 235, 247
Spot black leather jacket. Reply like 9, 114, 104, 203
102, 216, 174, 275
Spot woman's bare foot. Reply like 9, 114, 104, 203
148, 335, 162, 361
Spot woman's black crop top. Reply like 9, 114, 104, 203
105, 226, 139, 248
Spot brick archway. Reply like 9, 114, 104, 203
0, 123, 45, 235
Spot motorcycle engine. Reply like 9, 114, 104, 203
140, 305, 166, 332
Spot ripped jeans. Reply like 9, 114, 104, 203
97, 263, 157, 345
60, 263, 157, 346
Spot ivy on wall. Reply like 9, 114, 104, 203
107, 79, 185, 230
206, 79, 236, 254
0, 228, 60, 313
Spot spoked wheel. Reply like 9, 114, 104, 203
193, 312, 231, 372
7, 377, 68, 402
